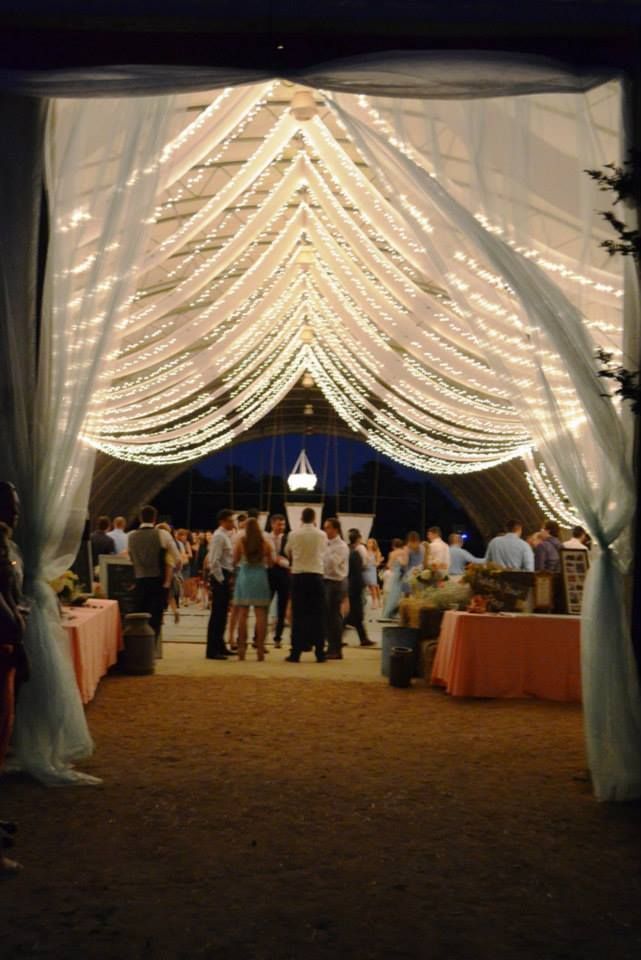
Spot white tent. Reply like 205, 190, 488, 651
0, 53, 638, 799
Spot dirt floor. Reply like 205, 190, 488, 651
2, 671, 640, 960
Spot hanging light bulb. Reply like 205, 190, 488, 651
301, 372, 315, 388
300, 326, 315, 343
288, 449, 318, 491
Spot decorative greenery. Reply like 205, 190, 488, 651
584, 152, 641, 261
585, 153, 640, 416
595, 348, 641, 415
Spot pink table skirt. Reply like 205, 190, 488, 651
62, 599, 123, 704
431, 610, 581, 702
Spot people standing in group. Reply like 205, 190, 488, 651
424, 526, 450, 571
485, 520, 534, 571
447, 533, 484, 577
205, 509, 236, 660
285, 507, 327, 663
90, 515, 115, 571
344, 529, 375, 647
107, 516, 129, 555
363, 538, 383, 611
128, 505, 182, 654
322, 517, 349, 659
266, 513, 290, 649
534, 520, 562, 573
232, 517, 273, 661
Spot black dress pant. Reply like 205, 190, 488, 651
134, 577, 166, 639
324, 578, 346, 656
345, 588, 370, 645
206, 571, 232, 657
268, 566, 290, 641
290, 573, 325, 660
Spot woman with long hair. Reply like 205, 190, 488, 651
381, 536, 408, 619
232, 517, 273, 660
363, 537, 383, 610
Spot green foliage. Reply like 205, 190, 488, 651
584, 152, 641, 261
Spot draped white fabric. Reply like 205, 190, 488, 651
0, 51, 610, 99
0, 59, 637, 799
2, 95, 175, 783
337, 514, 375, 542
327, 91, 639, 800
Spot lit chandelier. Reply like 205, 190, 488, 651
287, 449, 318, 491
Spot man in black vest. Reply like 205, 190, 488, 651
266, 513, 290, 649
128, 505, 180, 652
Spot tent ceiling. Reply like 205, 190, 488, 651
89, 377, 543, 539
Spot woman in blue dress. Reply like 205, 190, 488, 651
401, 531, 424, 596
381, 537, 407, 619
232, 518, 273, 661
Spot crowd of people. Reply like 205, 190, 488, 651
89, 507, 591, 661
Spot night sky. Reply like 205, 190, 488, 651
155, 433, 485, 553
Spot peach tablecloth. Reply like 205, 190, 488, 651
431, 610, 581, 702
62, 599, 123, 704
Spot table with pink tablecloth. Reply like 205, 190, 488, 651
62, 599, 123, 704
431, 610, 581, 702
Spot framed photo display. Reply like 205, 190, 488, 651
560, 548, 590, 615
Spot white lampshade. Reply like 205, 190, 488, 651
287, 449, 318, 491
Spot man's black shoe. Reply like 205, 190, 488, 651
207, 653, 228, 660
284, 655, 300, 663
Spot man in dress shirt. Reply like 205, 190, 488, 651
322, 517, 349, 659
485, 520, 534, 571
425, 526, 450, 570
563, 526, 589, 550
285, 507, 328, 663
534, 520, 562, 573
267, 513, 290, 649
128, 505, 182, 652
90, 515, 115, 569
107, 516, 129, 554
447, 534, 484, 576
205, 508, 235, 659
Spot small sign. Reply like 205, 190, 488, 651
560, 548, 590, 615
100, 556, 137, 622
533, 571, 555, 612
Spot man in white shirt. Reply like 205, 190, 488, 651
285, 507, 328, 662
107, 516, 129, 554
322, 517, 349, 659
425, 526, 450, 570
206, 508, 235, 659
563, 526, 589, 550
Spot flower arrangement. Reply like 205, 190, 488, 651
49, 570, 79, 603
406, 564, 448, 595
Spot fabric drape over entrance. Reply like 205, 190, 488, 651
0, 51, 638, 799
0, 94, 174, 782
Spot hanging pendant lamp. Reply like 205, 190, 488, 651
287, 449, 318, 492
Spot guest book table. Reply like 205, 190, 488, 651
431, 610, 581, 702
62, 599, 123, 704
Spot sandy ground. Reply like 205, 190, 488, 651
1, 610, 639, 960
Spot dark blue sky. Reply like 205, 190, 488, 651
198, 433, 444, 497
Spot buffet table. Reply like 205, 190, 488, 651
431, 610, 581, 702
62, 599, 123, 704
